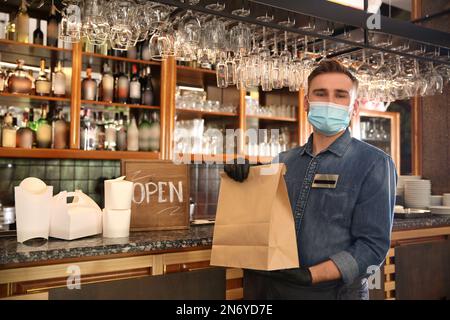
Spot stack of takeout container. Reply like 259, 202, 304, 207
103, 176, 134, 238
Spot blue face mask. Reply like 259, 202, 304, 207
307, 101, 353, 136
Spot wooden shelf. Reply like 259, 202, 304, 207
0, 147, 160, 160
246, 114, 297, 122
0, 39, 71, 66
82, 52, 161, 66
176, 65, 216, 75
81, 100, 160, 110
0, 39, 71, 53
172, 154, 273, 163
0, 92, 70, 104
176, 108, 237, 117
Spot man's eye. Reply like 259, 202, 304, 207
315, 92, 325, 96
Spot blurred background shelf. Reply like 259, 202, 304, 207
0, 147, 160, 160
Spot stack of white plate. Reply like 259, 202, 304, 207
397, 175, 421, 197
429, 206, 450, 215
404, 179, 431, 209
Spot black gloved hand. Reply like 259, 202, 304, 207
223, 158, 251, 182
251, 268, 313, 286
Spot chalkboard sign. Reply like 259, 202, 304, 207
121, 160, 190, 231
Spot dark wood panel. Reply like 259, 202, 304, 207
396, 240, 450, 300
49, 268, 225, 300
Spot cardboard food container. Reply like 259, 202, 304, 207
50, 190, 102, 240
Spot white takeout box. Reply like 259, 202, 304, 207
102, 208, 131, 238
104, 176, 133, 210
15, 180, 53, 243
50, 190, 102, 240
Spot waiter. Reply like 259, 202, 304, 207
224, 59, 397, 300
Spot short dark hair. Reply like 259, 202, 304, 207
307, 59, 359, 93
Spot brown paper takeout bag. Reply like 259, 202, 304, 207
210, 163, 299, 271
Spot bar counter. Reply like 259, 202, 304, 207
1, 216, 450, 300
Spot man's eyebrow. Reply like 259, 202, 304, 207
335, 89, 350, 95
312, 88, 328, 93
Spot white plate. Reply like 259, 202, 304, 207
429, 206, 450, 215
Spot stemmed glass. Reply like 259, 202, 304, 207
205, 1, 226, 11
60, 0, 82, 43
280, 31, 292, 88
271, 32, 283, 90
260, 27, 273, 92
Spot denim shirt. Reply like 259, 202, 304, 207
277, 128, 398, 285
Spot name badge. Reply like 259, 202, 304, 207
312, 174, 339, 189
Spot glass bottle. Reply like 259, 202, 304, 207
47, 1, 59, 47
116, 112, 127, 151
6, 13, 16, 41
127, 45, 138, 60
33, 19, 44, 45
35, 58, 51, 96
105, 113, 117, 151
116, 63, 129, 103
28, 108, 37, 147
52, 108, 68, 149
148, 112, 160, 152
138, 111, 152, 151
7, 59, 32, 94
17, 111, 33, 149
142, 66, 154, 106
129, 64, 141, 104
127, 115, 139, 151
80, 109, 96, 150
53, 61, 66, 97
141, 39, 151, 61
16, 0, 29, 43
99, 63, 114, 103
96, 111, 106, 150
36, 105, 52, 148
0, 61, 6, 92
81, 66, 97, 101
2, 113, 17, 148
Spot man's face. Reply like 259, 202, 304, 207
305, 72, 358, 116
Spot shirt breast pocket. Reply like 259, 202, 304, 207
316, 186, 355, 226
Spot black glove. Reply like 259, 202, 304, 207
223, 158, 251, 182
251, 268, 313, 286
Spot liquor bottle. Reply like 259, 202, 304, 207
129, 64, 141, 104
7, 59, 32, 94
138, 111, 152, 151
141, 39, 151, 61
127, 45, 138, 60
53, 61, 66, 97
36, 105, 52, 148
47, 1, 59, 47
105, 113, 117, 151
96, 111, 106, 150
116, 112, 127, 151
99, 63, 114, 103
33, 19, 44, 45
142, 66, 154, 106
116, 63, 129, 103
127, 115, 139, 151
80, 109, 96, 150
0, 60, 6, 92
17, 111, 33, 149
28, 108, 37, 147
1, 113, 17, 148
5, 13, 16, 41
82, 66, 97, 101
52, 108, 68, 149
35, 59, 51, 96
16, 0, 29, 43
148, 111, 160, 152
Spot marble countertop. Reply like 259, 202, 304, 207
0, 224, 213, 266
1, 216, 450, 267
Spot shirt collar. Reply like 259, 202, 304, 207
300, 128, 352, 158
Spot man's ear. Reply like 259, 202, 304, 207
352, 99, 360, 117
